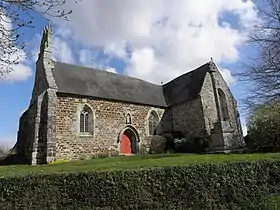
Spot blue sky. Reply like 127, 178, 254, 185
0, 0, 262, 147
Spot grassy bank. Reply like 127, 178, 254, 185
0, 152, 279, 177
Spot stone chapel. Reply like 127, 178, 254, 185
15, 26, 243, 165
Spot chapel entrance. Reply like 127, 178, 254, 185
121, 128, 138, 155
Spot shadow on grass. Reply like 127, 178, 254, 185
0, 154, 29, 166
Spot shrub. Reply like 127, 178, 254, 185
260, 195, 280, 209
174, 136, 210, 153
246, 102, 280, 152
169, 130, 185, 139
148, 135, 167, 154
162, 133, 175, 153
161, 131, 185, 153
1, 160, 280, 209
140, 135, 170, 155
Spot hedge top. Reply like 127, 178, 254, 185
0, 153, 279, 178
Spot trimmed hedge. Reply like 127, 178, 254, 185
1, 160, 280, 209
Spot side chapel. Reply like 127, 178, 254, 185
15, 26, 243, 164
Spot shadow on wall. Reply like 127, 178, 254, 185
142, 107, 211, 154
36, 92, 48, 164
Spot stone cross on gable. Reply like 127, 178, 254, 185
209, 57, 218, 72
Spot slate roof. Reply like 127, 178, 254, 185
53, 62, 167, 107
163, 63, 210, 106
52, 61, 211, 107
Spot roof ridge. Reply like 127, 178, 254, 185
163, 62, 210, 87
53, 60, 161, 87
52, 60, 213, 107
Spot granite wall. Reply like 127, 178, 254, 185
171, 97, 207, 139
200, 64, 244, 150
55, 94, 167, 160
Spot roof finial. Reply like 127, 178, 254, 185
38, 24, 52, 59
209, 57, 217, 72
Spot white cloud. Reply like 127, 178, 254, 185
55, 0, 259, 84
128, 48, 157, 78
0, 48, 33, 83
106, 67, 117, 74
0, 15, 33, 83
52, 36, 75, 64
240, 117, 248, 136
220, 68, 236, 85
5, 63, 32, 82
78, 48, 117, 74
78, 49, 99, 67
242, 125, 248, 136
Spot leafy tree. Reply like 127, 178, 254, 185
246, 101, 280, 152
239, 0, 280, 109
0, 0, 80, 79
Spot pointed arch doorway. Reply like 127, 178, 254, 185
120, 126, 139, 155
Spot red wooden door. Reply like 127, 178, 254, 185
121, 132, 132, 154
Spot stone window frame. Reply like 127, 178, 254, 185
146, 109, 160, 135
217, 88, 230, 121
125, 113, 132, 124
76, 103, 95, 137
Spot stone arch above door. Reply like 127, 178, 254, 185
118, 126, 139, 155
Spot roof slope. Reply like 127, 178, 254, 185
52, 61, 211, 107
163, 63, 210, 106
53, 62, 167, 107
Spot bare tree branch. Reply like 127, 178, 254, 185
237, 0, 280, 111
0, 0, 81, 79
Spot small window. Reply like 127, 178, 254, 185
80, 105, 93, 134
148, 110, 159, 135
126, 113, 132, 124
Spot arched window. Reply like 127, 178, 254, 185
126, 113, 132, 124
218, 89, 229, 121
80, 105, 93, 134
148, 110, 159, 135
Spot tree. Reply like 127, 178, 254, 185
238, 0, 280, 110
0, 0, 80, 79
245, 101, 280, 152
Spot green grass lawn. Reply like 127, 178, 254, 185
0, 153, 279, 177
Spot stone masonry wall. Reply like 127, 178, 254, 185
55, 94, 166, 160
16, 89, 56, 165
171, 97, 207, 139
200, 69, 243, 149
36, 91, 48, 164
200, 72, 219, 135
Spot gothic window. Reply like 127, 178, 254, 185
126, 113, 132, 124
218, 89, 229, 121
148, 110, 159, 135
80, 105, 93, 134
